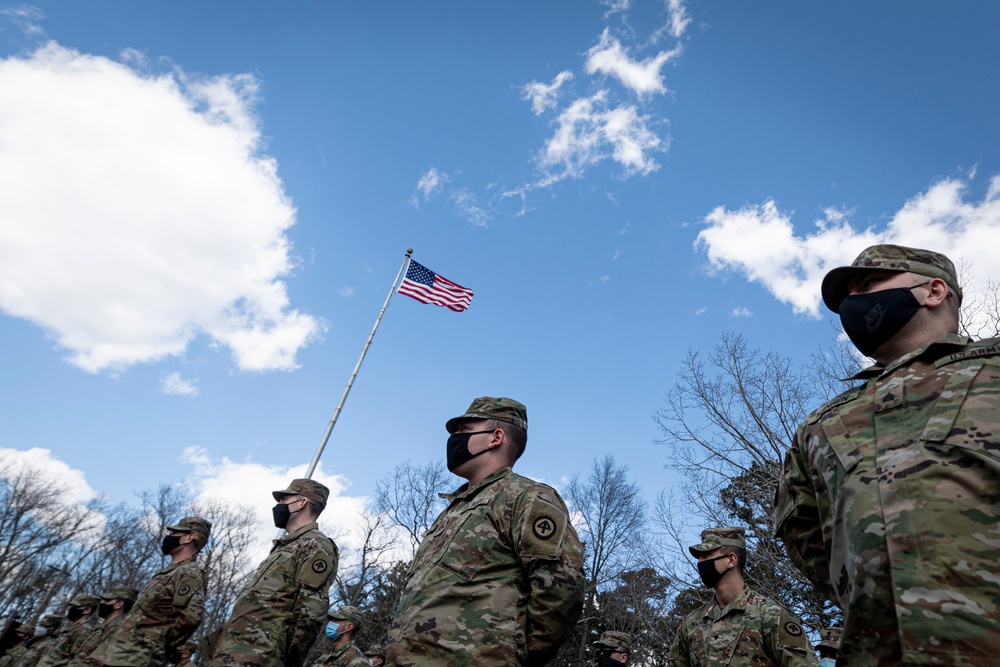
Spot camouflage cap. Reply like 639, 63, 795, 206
821, 244, 962, 313
817, 626, 842, 650
12, 622, 35, 636
38, 615, 62, 629
593, 630, 632, 653
68, 594, 100, 609
445, 396, 528, 434
100, 586, 139, 603
327, 605, 363, 630
688, 526, 746, 557
166, 516, 213, 538
272, 478, 330, 508
363, 644, 386, 658
176, 640, 197, 654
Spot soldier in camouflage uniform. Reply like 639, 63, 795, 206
593, 631, 631, 666
774, 244, 1000, 666
669, 527, 818, 667
16, 616, 61, 667
311, 606, 371, 667
387, 397, 585, 667
167, 640, 196, 666
209, 479, 339, 667
37, 595, 100, 667
67, 587, 138, 667
90, 517, 210, 667
814, 627, 840, 667
0, 623, 34, 667
362, 645, 385, 667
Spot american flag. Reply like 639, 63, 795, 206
397, 260, 474, 312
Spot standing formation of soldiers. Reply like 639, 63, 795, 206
3, 243, 998, 667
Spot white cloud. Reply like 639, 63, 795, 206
0, 5, 45, 36
338, 286, 356, 298
696, 175, 1000, 323
585, 29, 680, 96
180, 446, 372, 565
410, 167, 450, 207
536, 91, 663, 186
731, 306, 753, 318
0, 447, 98, 506
161, 372, 198, 397
694, 306, 707, 316
665, 0, 691, 39
521, 70, 574, 115
450, 188, 494, 227
612, 250, 624, 260
0, 43, 321, 374
598, 275, 611, 284
602, 0, 631, 16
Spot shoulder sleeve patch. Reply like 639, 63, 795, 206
783, 621, 802, 636
519, 492, 567, 560
297, 540, 336, 589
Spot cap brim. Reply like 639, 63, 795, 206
821, 265, 906, 314
445, 415, 478, 434
688, 543, 713, 558
272, 488, 295, 501
166, 524, 190, 532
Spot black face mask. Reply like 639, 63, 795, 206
272, 503, 292, 529
697, 554, 729, 588
597, 655, 625, 667
98, 602, 115, 619
839, 285, 924, 357
446, 430, 495, 472
66, 607, 86, 622
161, 535, 182, 555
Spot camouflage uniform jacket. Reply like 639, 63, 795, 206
209, 522, 339, 667
387, 466, 585, 667
0, 645, 27, 667
16, 635, 58, 667
775, 334, 1000, 666
668, 587, 818, 667
66, 616, 125, 667
90, 558, 206, 667
312, 641, 372, 667
37, 619, 95, 667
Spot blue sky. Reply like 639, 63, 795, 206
2, 1, 1000, 556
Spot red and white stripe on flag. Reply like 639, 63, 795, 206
397, 260, 474, 312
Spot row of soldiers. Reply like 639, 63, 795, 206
4, 243, 1000, 667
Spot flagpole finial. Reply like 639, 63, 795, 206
406, 248, 413, 256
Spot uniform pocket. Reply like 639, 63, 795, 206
435, 501, 499, 582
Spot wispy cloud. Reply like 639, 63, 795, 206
521, 70, 574, 115
410, 167, 450, 207
696, 175, 1000, 327
0, 4, 45, 36
612, 250, 624, 260
450, 188, 494, 227
0, 43, 322, 374
585, 29, 680, 96
731, 306, 753, 318
338, 286, 356, 298
161, 372, 198, 397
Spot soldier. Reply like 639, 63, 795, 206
669, 527, 818, 667
310, 606, 370, 667
0, 623, 34, 667
67, 587, 138, 667
90, 517, 210, 667
593, 631, 631, 666
209, 479, 339, 667
815, 627, 840, 667
167, 641, 196, 667
774, 244, 1000, 666
387, 396, 585, 667
362, 645, 384, 667
37, 595, 100, 667
17, 616, 62, 667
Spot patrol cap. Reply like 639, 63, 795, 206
328, 605, 363, 630
593, 630, 632, 653
166, 516, 213, 539
100, 587, 138, 603
817, 626, 842, 650
272, 478, 330, 508
12, 622, 34, 636
821, 244, 962, 314
688, 526, 746, 557
176, 640, 197, 654
68, 594, 100, 608
363, 644, 386, 658
446, 396, 528, 434
38, 615, 62, 629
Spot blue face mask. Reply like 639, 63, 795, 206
819, 659, 836, 667
325, 622, 341, 641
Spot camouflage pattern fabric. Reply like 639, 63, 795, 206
89, 558, 206, 667
775, 334, 1000, 666
66, 616, 125, 667
387, 466, 585, 667
209, 521, 339, 667
36, 618, 95, 667
310, 641, 372, 667
0, 645, 27, 667
16, 634, 58, 667
668, 587, 819, 667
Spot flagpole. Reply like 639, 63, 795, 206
303, 248, 412, 480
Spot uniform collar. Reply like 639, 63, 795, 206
163, 555, 197, 572
848, 333, 969, 380
273, 521, 318, 547
704, 586, 752, 621
442, 466, 512, 502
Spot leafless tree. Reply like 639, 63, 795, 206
373, 461, 450, 556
